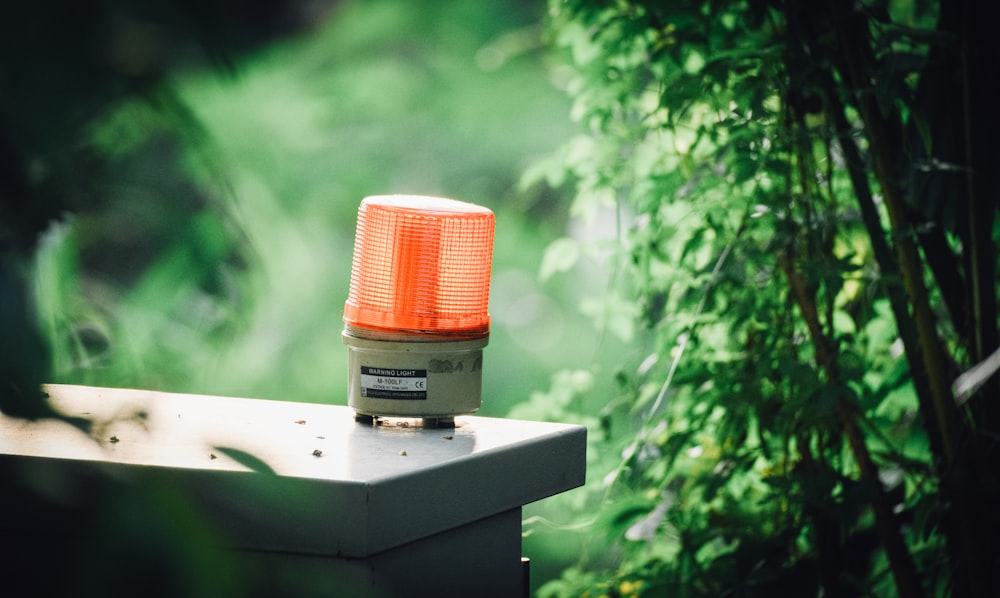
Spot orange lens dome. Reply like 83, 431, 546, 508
343, 195, 495, 338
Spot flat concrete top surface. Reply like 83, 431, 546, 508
1, 384, 587, 556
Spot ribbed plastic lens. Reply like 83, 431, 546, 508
343, 195, 495, 338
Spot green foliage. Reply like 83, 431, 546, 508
19, 0, 594, 415
529, 0, 998, 596
4, 1, 598, 594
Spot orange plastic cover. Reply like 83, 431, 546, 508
343, 195, 495, 338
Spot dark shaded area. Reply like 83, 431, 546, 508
0, 0, 334, 417
0, 3, 335, 593
1, 0, 332, 247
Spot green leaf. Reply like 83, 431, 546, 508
539, 237, 580, 281
213, 446, 277, 475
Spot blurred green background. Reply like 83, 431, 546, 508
18, 0, 619, 592
36, 0, 609, 409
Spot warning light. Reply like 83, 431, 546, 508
343, 195, 494, 339
342, 195, 495, 425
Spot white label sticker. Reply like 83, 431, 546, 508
360, 367, 427, 400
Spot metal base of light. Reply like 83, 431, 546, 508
343, 330, 488, 419
353, 412, 457, 429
